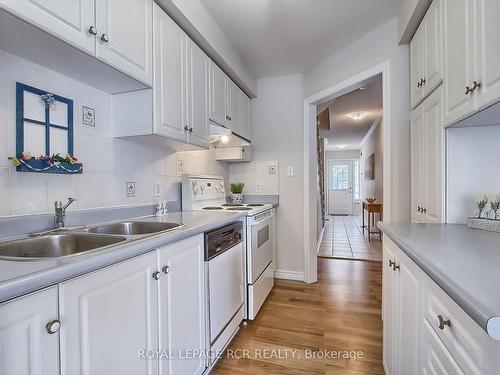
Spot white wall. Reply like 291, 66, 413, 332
360, 121, 383, 202
228, 161, 279, 196
447, 125, 500, 223
251, 74, 304, 278
0, 50, 228, 217
304, 17, 410, 224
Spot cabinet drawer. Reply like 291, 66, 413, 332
423, 319, 464, 375
424, 278, 492, 374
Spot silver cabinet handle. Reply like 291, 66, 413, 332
422, 208, 427, 214
100, 34, 109, 43
437, 315, 451, 330
465, 85, 472, 95
88, 26, 97, 35
152, 271, 161, 280
389, 259, 395, 268
162, 265, 170, 274
226, 115, 232, 120
189, 127, 193, 133
417, 206, 421, 212
46, 319, 61, 334
471, 80, 481, 92
184, 125, 189, 131
393, 263, 400, 271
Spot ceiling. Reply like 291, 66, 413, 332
318, 74, 382, 150
201, 0, 400, 78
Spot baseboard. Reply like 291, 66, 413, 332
316, 225, 326, 255
274, 270, 304, 281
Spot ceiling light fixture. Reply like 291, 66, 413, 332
220, 135, 229, 143
347, 112, 368, 121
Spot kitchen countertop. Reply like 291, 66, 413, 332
378, 222, 500, 339
0, 210, 246, 304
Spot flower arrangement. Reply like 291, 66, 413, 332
475, 194, 489, 219
468, 194, 500, 233
8, 152, 82, 174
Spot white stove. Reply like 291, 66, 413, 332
182, 175, 275, 320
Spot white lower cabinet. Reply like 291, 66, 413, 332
59, 251, 159, 375
383, 237, 500, 375
0, 287, 60, 375
157, 235, 206, 375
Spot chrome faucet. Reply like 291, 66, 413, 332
54, 198, 77, 228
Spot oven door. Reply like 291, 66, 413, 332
248, 210, 275, 284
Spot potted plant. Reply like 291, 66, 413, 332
229, 183, 245, 204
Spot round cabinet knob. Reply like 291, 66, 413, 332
46, 319, 61, 334
152, 271, 161, 280
162, 265, 170, 274
88, 26, 97, 35
100, 34, 109, 43
437, 315, 451, 330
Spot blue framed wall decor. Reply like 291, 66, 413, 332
14, 83, 82, 174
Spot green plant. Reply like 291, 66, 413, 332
475, 194, 488, 218
489, 194, 500, 220
230, 183, 244, 194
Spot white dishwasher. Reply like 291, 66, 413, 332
205, 222, 245, 360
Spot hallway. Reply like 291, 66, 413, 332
318, 216, 382, 261
212, 258, 383, 374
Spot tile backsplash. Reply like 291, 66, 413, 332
0, 50, 228, 217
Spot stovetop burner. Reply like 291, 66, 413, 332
246, 204, 264, 207
226, 207, 253, 211
203, 207, 224, 210
222, 203, 244, 207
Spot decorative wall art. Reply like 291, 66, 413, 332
9, 83, 82, 174
82, 106, 95, 127
365, 153, 375, 181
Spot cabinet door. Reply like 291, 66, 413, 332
395, 252, 422, 375
382, 243, 397, 375
226, 80, 242, 134
0, 287, 59, 375
410, 26, 424, 109
443, 0, 476, 126
239, 90, 251, 140
410, 106, 425, 223
423, 89, 444, 223
186, 37, 209, 149
423, 0, 443, 97
0, 0, 95, 54
96, 0, 153, 85
59, 252, 159, 375
153, 4, 186, 141
209, 61, 227, 126
158, 235, 206, 375
422, 320, 464, 375
476, 0, 500, 110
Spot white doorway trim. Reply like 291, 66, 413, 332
303, 61, 392, 283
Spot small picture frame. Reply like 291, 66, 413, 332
82, 106, 95, 127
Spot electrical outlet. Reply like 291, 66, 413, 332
268, 165, 277, 174
153, 181, 161, 197
176, 159, 185, 175
126, 182, 136, 197
287, 166, 294, 177
255, 183, 262, 193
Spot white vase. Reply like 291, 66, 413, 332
231, 193, 243, 204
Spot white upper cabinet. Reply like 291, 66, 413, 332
153, 4, 186, 142
209, 61, 227, 127
443, 0, 476, 126
96, 0, 153, 86
59, 252, 159, 375
475, 0, 500, 111
0, 0, 96, 54
158, 235, 206, 375
0, 0, 153, 86
411, 88, 444, 223
186, 38, 209, 149
410, 0, 443, 109
239, 90, 252, 140
0, 287, 60, 375
226, 79, 242, 134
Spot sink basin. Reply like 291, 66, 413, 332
0, 233, 127, 260
87, 221, 182, 236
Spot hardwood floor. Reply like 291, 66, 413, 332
212, 258, 384, 375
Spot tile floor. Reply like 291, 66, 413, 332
318, 215, 382, 261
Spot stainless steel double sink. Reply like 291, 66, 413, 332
0, 221, 183, 261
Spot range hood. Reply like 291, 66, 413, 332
209, 124, 251, 148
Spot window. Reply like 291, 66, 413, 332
331, 165, 349, 190
353, 159, 360, 201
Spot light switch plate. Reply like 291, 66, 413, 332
176, 159, 185, 175
126, 182, 136, 197
153, 181, 161, 197
287, 166, 294, 177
